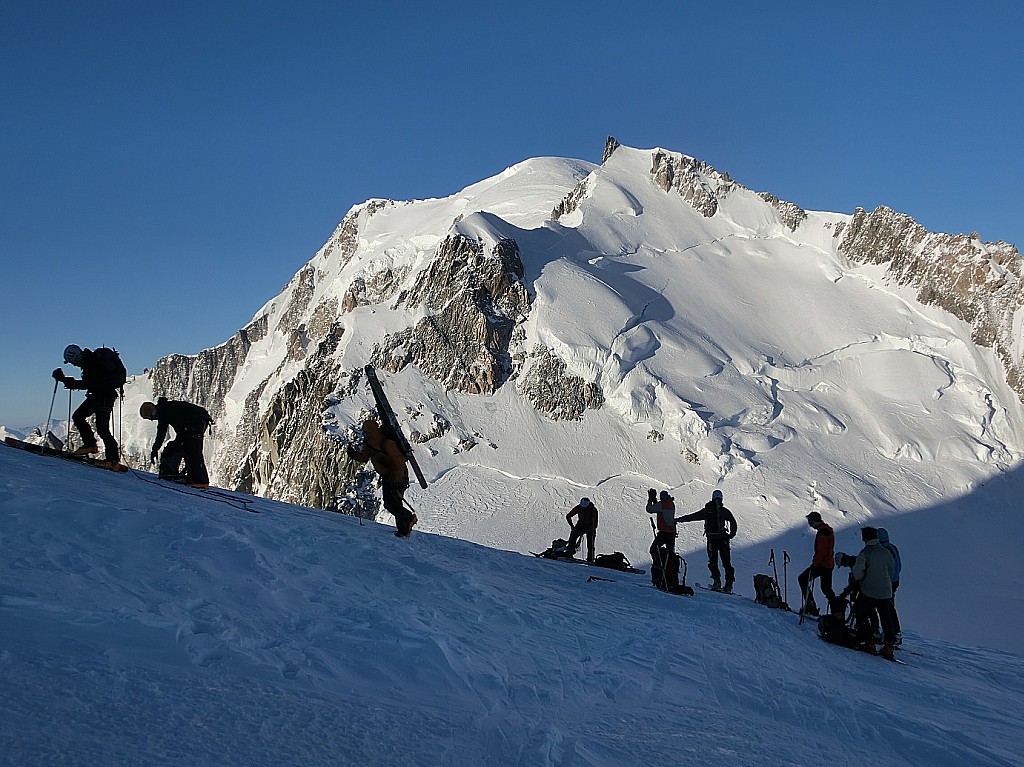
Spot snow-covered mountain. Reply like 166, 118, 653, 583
2, 444, 1022, 767
107, 139, 1024, 654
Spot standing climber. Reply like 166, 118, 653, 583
677, 489, 738, 592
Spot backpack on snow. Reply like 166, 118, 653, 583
817, 613, 863, 648
92, 347, 127, 391
539, 538, 574, 559
650, 547, 694, 596
593, 552, 631, 572
752, 574, 787, 610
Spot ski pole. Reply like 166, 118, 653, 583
66, 388, 73, 453
783, 550, 790, 610
769, 548, 782, 602
41, 379, 59, 454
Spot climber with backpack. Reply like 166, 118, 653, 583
647, 489, 677, 588
565, 497, 599, 562
140, 397, 214, 488
52, 344, 127, 470
646, 489, 693, 595
677, 489, 738, 592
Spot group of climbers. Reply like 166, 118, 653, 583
52, 343, 212, 487
557, 483, 904, 659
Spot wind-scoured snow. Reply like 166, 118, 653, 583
1, 445, 1022, 767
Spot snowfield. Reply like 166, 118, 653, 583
2, 444, 1022, 767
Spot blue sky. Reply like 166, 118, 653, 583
2, 0, 1022, 428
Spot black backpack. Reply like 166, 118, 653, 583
92, 347, 127, 391
650, 547, 694, 596
817, 613, 862, 648
593, 552, 631, 572
753, 574, 786, 609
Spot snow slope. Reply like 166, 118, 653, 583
1, 444, 1022, 767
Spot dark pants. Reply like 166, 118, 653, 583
707, 538, 734, 587
798, 565, 836, 606
651, 530, 676, 555
72, 393, 119, 463
159, 432, 209, 485
855, 594, 898, 645
567, 525, 596, 562
383, 482, 414, 535
890, 581, 902, 634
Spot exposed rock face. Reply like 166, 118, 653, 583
516, 344, 604, 420
319, 199, 395, 269
602, 136, 621, 163
374, 234, 530, 394
759, 192, 808, 232
233, 325, 352, 507
151, 315, 268, 423
650, 150, 736, 217
551, 177, 591, 222
838, 205, 1024, 399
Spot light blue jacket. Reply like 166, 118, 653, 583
877, 527, 902, 583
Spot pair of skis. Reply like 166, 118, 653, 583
3, 436, 128, 473
363, 366, 428, 490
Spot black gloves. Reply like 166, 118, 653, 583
648, 488, 657, 502
51, 368, 65, 382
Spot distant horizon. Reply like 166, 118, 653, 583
2, 1, 1022, 427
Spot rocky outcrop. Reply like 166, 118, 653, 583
374, 234, 530, 394
551, 176, 591, 221
838, 205, 1024, 400
759, 192, 808, 232
650, 150, 736, 218
516, 344, 604, 420
319, 199, 395, 268
232, 325, 353, 507
342, 264, 410, 312
602, 136, 621, 163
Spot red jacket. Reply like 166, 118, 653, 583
811, 523, 835, 568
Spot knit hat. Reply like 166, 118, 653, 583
806, 511, 822, 524
660, 490, 673, 502
712, 489, 723, 501
580, 498, 590, 507
861, 526, 878, 542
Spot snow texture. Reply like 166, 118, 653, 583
1, 444, 1023, 766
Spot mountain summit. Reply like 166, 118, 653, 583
115, 140, 1024, 653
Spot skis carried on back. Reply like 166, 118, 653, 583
3, 436, 128, 473
363, 366, 428, 490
